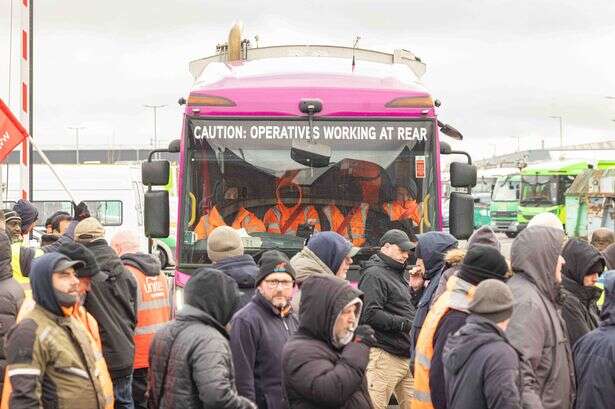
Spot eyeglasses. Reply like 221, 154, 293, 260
263, 279, 294, 289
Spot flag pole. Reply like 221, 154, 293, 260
27, 136, 77, 204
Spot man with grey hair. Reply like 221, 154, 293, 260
111, 229, 171, 409
590, 227, 615, 252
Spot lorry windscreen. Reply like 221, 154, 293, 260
179, 118, 439, 264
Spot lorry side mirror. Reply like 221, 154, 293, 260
440, 141, 452, 155
142, 160, 170, 186
144, 191, 170, 238
449, 192, 474, 239
450, 162, 477, 188
168, 139, 181, 153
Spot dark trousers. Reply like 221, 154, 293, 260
113, 374, 135, 409
132, 368, 148, 409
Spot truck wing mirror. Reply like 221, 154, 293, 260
440, 141, 452, 155
168, 139, 181, 153
144, 191, 170, 238
142, 161, 170, 186
438, 121, 463, 140
449, 192, 474, 239
450, 162, 477, 188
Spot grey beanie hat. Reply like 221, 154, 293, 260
207, 226, 244, 263
468, 279, 514, 324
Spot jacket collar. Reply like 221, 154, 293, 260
375, 251, 405, 274
177, 304, 229, 339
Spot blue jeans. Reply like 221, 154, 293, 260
113, 374, 135, 409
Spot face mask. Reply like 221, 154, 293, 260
54, 289, 78, 308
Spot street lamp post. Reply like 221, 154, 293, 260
68, 126, 85, 164
143, 104, 167, 153
549, 115, 563, 147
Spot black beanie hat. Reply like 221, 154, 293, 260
256, 250, 296, 287
57, 241, 101, 278
458, 244, 509, 286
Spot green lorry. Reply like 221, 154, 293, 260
517, 160, 590, 231
489, 173, 521, 237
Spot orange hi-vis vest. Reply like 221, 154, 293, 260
383, 200, 420, 226
322, 204, 368, 246
194, 207, 265, 240
411, 276, 476, 409
1, 299, 114, 409
125, 264, 171, 370
263, 204, 321, 235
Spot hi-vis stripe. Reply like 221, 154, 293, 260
8, 368, 41, 377
19, 0, 29, 199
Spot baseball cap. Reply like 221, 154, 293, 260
53, 256, 85, 273
379, 229, 416, 252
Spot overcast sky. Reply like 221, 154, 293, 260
1, 0, 615, 159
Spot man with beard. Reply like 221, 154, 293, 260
230, 250, 299, 409
194, 184, 265, 240
3, 211, 22, 244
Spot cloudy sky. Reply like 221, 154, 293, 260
1, 0, 615, 159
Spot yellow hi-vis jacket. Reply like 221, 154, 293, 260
411, 276, 475, 409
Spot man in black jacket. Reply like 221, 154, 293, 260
560, 238, 605, 347
358, 229, 415, 409
75, 217, 138, 409
443, 279, 521, 409
230, 250, 299, 409
282, 275, 376, 409
574, 271, 615, 409
148, 268, 256, 409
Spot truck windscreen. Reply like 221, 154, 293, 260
179, 118, 438, 264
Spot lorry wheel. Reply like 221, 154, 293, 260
157, 247, 169, 269
505, 232, 517, 238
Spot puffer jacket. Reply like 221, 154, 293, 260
148, 268, 255, 409
431, 249, 466, 307
573, 272, 615, 409
289, 247, 335, 312
561, 239, 605, 348
443, 314, 522, 409
0, 231, 25, 393
358, 252, 414, 357
214, 254, 258, 310
506, 226, 575, 409
282, 275, 373, 409
84, 239, 138, 379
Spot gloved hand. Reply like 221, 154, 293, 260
73, 201, 91, 221
353, 325, 377, 348
399, 318, 412, 334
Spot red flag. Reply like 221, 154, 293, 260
0, 98, 28, 162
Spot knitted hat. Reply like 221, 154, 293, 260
256, 250, 296, 287
458, 244, 509, 285
468, 279, 514, 324
13, 199, 38, 231
74, 217, 105, 243
207, 226, 244, 263
3, 210, 21, 224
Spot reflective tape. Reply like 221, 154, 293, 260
139, 297, 170, 311
8, 368, 41, 377
135, 322, 167, 336
414, 389, 432, 403
415, 351, 431, 370
64, 367, 90, 379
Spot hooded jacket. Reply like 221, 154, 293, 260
4, 252, 106, 409
604, 243, 615, 270
282, 275, 372, 409
214, 254, 258, 310
431, 249, 466, 307
230, 291, 299, 409
0, 231, 24, 393
148, 268, 255, 409
506, 226, 575, 409
83, 239, 138, 379
358, 252, 414, 357
443, 315, 522, 409
411, 232, 458, 350
573, 272, 615, 409
560, 239, 605, 347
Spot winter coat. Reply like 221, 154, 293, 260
83, 239, 138, 379
0, 231, 24, 393
431, 249, 465, 307
148, 268, 255, 409
561, 239, 605, 348
506, 226, 575, 409
605, 243, 615, 270
410, 232, 458, 351
4, 252, 107, 409
290, 247, 335, 312
573, 272, 615, 409
282, 275, 373, 409
230, 291, 299, 409
214, 254, 258, 310
358, 252, 414, 357
443, 314, 522, 409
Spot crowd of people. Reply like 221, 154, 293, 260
1, 198, 615, 409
